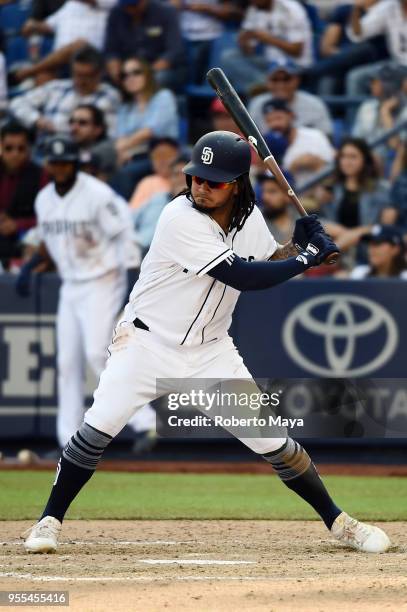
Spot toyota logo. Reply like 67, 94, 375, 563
282, 294, 398, 377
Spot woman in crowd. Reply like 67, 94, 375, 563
320, 138, 396, 262
112, 57, 179, 199
351, 225, 407, 279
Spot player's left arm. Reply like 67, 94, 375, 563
209, 232, 339, 291
268, 241, 298, 260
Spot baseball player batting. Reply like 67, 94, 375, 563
23, 131, 391, 554
16, 136, 148, 450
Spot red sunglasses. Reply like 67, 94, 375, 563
192, 176, 236, 190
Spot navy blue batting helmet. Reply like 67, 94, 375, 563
183, 131, 251, 183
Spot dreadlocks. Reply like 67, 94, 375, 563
180, 173, 256, 233
229, 174, 255, 232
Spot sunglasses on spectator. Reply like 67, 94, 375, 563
69, 117, 92, 126
193, 176, 236, 190
269, 75, 293, 83
121, 68, 144, 79
3, 144, 28, 152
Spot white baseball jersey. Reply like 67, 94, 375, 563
123, 195, 278, 347
241, 0, 313, 67
347, 0, 407, 66
35, 172, 131, 281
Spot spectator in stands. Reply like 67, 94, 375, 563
352, 64, 407, 169
390, 142, 407, 231
133, 154, 188, 251
172, 0, 244, 83
69, 104, 108, 160
220, 0, 313, 94
258, 174, 297, 243
10, 45, 120, 140
262, 99, 335, 186
110, 56, 179, 199
16, 0, 117, 82
129, 137, 179, 209
303, 1, 388, 96
248, 59, 333, 136
351, 225, 407, 278
320, 138, 396, 262
104, 0, 186, 90
347, 0, 407, 95
0, 122, 48, 269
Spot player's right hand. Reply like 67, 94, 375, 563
305, 232, 340, 266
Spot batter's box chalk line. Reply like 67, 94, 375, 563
139, 559, 255, 565
0, 572, 266, 583
0, 540, 205, 546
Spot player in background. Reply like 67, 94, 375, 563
23, 131, 391, 554
16, 136, 143, 452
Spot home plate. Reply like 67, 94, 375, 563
139, 559, 255, 565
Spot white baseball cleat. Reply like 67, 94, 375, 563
22, 516, 61, 553
331, 511, 391, 553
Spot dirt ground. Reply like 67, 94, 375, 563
0, 520, 406, 612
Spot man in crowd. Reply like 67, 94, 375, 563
17, 0, 117, 82
303, 0, 387, 96
10, 45, 120, 140
352, 64, 407, 167
173, 0, 243, 83
220, 0, 313, 93
104, 0, 186, 90
347, 0, 407, 95
0, 121, 48, 269
69, 104, 108, 160
262, 99, 336, 187
248, 60, 333, 137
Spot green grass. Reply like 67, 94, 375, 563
0, 472, 406, 521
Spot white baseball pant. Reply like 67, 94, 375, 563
56, 268, 127, 447
85, 321, 287, 455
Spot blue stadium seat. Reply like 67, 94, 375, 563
0, 0, 31, 37
332, 118, 345, 149
5, 35, 29, 67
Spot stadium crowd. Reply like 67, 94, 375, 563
1, 0, 407, 278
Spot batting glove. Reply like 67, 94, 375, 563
304, 232, 340, 266
293, 214, 325, 251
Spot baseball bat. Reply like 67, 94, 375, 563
206, 67, 339, 264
